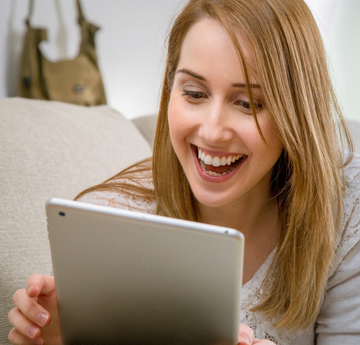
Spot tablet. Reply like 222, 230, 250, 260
46, 198, 244, 345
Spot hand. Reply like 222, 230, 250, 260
8, 274, 61, 345
238, 324, 276, 345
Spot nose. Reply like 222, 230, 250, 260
198, 101, 233, 145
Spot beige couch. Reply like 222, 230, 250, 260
0, 98, 156, 343
0, 97, 359, 343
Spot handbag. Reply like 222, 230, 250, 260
18, 0, 107, 106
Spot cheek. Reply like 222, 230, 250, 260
242, 117, 283, 165
256, 115, 283, 150
168, 97, 180, 140
168, 95, 193, 143
264, 127, 283, 155
167, 95, 188, 156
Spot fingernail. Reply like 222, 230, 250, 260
28, 326, 39, 338
33, 337, 45, 345
238, 335, 251, 345
36, 313, 48, 326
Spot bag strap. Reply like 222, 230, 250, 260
76, 0, 85, 23
25, 0, 34, 26
26, 0, 85, 26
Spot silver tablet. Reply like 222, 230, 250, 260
46, 198, 244, 345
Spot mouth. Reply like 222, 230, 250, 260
191, 145, 247, 179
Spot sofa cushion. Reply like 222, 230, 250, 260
132, 114, 157, 148
349, 120, 360, 153
0, 97, 152, 343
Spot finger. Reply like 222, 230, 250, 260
8, 307, 41, 340
26, 274, 55, 298
253, 339, 276, 344
238, 324, 255, 345
8, 327, 44, 345
12, 290, 50, 327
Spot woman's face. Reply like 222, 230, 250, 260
168, 18, 283, 209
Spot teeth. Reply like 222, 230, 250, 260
212, 157, 220, 167
197, 148, 243, 167
204, 155, 212, 165
200, 160, 239, 176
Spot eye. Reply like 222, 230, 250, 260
182, 90, 207, 102
235, 99, 263, 112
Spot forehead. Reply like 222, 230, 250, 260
177, 18, 258, 80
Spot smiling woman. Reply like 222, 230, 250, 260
7, 1, 360, 345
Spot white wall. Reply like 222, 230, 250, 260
1, 0, 359, 121
0, 0, 185, 119
304, 0, 360, 123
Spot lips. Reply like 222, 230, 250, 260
191, 145, 247, 182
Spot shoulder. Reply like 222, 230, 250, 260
77, 158, 157, 214
327, 152, 360, 286
312, 154, 360, 342
77, 177, 157, 214
343, 152, 360, 192
341, 153, 360, 242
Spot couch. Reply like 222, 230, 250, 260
0, 97, 156, 343
0, 97, 359, 344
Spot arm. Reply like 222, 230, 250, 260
315, 239, 360, 343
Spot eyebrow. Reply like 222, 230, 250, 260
176, 68, 261, 89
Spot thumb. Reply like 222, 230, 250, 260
26, 274, 55, 298
238, 324, 254, 344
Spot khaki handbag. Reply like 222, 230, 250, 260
18, 0, 107, 106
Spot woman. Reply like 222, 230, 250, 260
8, 0, 360, 344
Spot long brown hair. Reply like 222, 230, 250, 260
78, 0, 354, 331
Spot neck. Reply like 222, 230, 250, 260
200, 192, 277, 235
198, 193, 280, 284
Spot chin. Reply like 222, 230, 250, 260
191, 188, 237, 209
